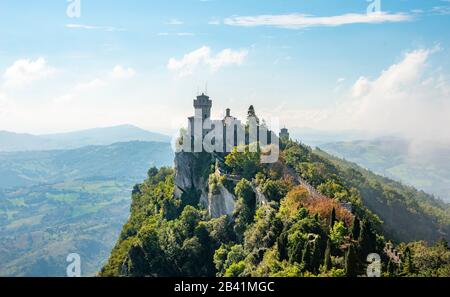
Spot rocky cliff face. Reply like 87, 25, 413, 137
208, 184, 235, 218
174, 151, 273, 218
174, 152, 211, 206
174, 151, 238, 217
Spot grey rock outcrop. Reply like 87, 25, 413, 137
174, 152, 212, 206
174, 151, 239, 218
208, 184, 236, 218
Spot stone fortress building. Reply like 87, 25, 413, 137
175, 92, 291, 218
183, 92, 290, 154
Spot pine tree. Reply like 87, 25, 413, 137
324, 238, 332, 271
301, 242, 312, 272
351, 217, 360, 241
402, 247, 414, 276
277, 231, 289, 261
387, 260, 396, 277
358, 220, 377, 260
310, 240, 321, 274
345, 244, 358, 277
329, 207, 337, 229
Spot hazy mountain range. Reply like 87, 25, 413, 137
0, 141, 174, 190
0, 124, 171, 152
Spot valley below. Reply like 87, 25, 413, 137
0, 140, 173, 276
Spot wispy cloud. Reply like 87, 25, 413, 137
65, 24, 126, 32
165, 19, 184, 25
158, 32, 195, 36
224, 12, 413, 29
431, 5, 450, 15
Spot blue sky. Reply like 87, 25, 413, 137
0, 0, 449, 142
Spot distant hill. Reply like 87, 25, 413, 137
0, 141, 174, 276
0, 131, 51, 152
320, 137, 450, 202
0, 141, 175, 190
289, 127, 378, 146
0, 125, 171, 152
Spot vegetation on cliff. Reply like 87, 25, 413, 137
100, 140, 450, 277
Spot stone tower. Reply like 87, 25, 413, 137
194, 93, 212, 120
279, 127, 290, 139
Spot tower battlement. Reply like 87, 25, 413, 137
194, 93, 212, 120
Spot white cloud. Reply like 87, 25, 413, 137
208, 48, 247, 71
224, 12, 412, 29
54, 79, 106, 104
351, 77, 370, 97
328, 47, 450, 143
277, 47, 450, 146
110, 65, 136, 80
0, 92, 10, 115
167, 46, 248, 77
75, 79, 106, 91
54, 65, 135, 103
3, 58, 56, 88
65, 24, 125, 32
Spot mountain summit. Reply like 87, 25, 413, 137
100, 98, 450, 277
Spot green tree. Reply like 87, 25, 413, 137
351, 217, 361, 241
359, 220, 377, 260
225, 147, 260, 180
324, 238, 332, 271
261, 179, 290, 202
224, 261, 246, 277
301, 241, 312, 272
233, 179, 256, 241
330, 221, 347, 247
402, 247, 415, 276
387, 260, 397, 277
329, 207, 337, 229
345, 244, 358, 277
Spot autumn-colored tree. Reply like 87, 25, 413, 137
297, 196, 353, 226
279, 186, 309, 218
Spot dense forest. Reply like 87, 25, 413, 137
100, 139, 450, 277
